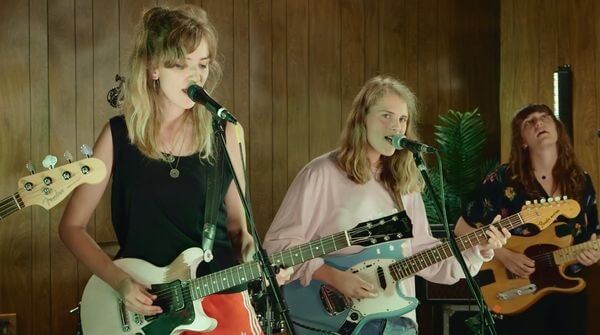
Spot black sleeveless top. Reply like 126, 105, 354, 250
110, 115, 245, 292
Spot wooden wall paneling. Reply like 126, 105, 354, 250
402, 0, 419, 94
416, 0, 438, 146
249, 0, 273, 235
499, 0, 515, 160
380, 0, 406, 79
74, 0, 95, 303
436, 0, 452, 118
92, 0, 119, 244
272, 0, 288, 217
286, 0, 309, 184
559, 0, 598, 184
0, 1, 32, 334
364, 0, 379, 79
340, 0, 365, 124
464, 0, 500, 155
48, 0, 79, 333
537, 0, 558, 106
30, 0, 51, 333
233, 0, 250, 148
500, 0, 540, 160
204, 0, 234, 109
308, 0, 341, 158
159, 0, 186, 7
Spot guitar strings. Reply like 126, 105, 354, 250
139, 208, 568, 317
140, 219, 400, 302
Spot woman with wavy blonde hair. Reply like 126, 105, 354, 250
60, 5, 269, 334
264, 75, 508, 334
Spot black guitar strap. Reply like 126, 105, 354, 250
202, 126, 226, 263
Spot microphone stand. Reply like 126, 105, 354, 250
412, 152, 496, 335
212, 118, 295, 335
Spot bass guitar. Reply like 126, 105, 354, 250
80, 211, 413, 335
1, 150, 106, 220
282, 197, 580, 335
478, 221, 597, 315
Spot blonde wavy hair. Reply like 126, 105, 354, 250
336, 75, 424, 204
122, 5, 223, 160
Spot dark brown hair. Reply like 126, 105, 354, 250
508, 104, 584, 200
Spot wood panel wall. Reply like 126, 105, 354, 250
501, 1, 600, 334
0, 0, 499, 333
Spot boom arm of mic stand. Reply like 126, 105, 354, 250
212, 119, 295, 335
412, 152, 496, 335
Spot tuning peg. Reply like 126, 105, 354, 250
533, 199, 539, 204
25, 161, 36, 174
80, 144, 93, 158
555, 196, 562, 202
42, 155, 58, 170
525, 200, 532, 205
64, 150, 74, 163
540, 198, 546, 203
548, 197, 554, 202
562, 195, 568, 200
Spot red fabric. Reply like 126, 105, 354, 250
182, 291, 263, 335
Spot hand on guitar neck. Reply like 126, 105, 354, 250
576, 233, 600, 266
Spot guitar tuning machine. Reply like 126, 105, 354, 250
26, 161, 36, 175
80, 144, 93, 158
42, 155, 58, 170
64, 150, 74, 163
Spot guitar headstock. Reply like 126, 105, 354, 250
17, 157, 107, 210
520, 197, 580, 231
347, 211, 413, 247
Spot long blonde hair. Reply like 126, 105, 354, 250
336, 75, 424, 203
122, 5, 222, 160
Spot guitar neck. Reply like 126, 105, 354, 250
0, 192, 25, 221
188, 231, 351, 299
389, 212, 526, 281
553, 239, 600, 265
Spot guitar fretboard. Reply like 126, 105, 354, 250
389, 213, 526, 281
0, 193, 24, 221
554, 240, 600, 265
188, 232, 351, 300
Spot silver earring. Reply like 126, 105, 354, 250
153, 78, 160, 91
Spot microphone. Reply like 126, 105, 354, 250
187, 84, 238, 124
386, 134, 436, 153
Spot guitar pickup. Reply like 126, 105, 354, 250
497, 284, 537, 301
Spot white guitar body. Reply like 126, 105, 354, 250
80, 248, 215, 335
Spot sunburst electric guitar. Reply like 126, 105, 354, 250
0, 152, 106, 220
282, 197, 580, 335
479, 220, 597, 315
79, 211, 414, 335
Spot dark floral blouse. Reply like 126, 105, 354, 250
463, 164, 599, 272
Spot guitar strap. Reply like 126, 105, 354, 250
201, 122, 227, 263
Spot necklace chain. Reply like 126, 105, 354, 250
163, 113, 189, 179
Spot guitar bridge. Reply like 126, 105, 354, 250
497, 284, 537, 301
320, 285, 352, 316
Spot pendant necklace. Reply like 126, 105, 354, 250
163, 114, 188, 179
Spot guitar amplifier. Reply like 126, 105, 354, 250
418, 226, 476, 303
418, 277, 475, 303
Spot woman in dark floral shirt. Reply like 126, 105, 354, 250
455, 104, 599, 335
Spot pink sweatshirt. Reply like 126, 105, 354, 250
263, 152, 492, 323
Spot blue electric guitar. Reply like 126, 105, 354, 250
79, 211, 413, 335
283, 197, 580, 335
